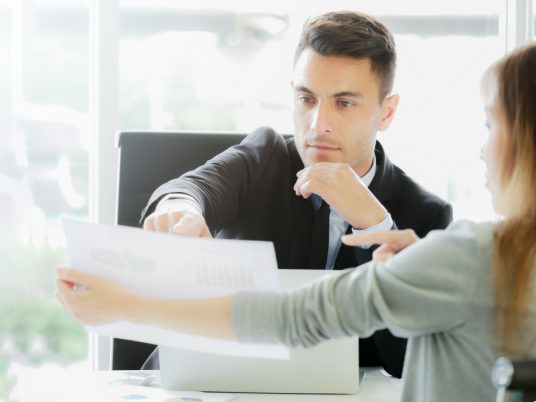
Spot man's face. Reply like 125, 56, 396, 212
292, 49, 398, 176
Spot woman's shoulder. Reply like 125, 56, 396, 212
444, 219, 495, 244
419, 219, 495, 265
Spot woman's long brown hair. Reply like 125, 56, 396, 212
483, 43, 536, 356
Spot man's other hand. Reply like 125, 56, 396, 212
294, 162, 388, 230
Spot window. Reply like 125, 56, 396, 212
118, 0, 502, 221
0, 1, 89, 400
533, 0, 536, 39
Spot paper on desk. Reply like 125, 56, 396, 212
62, 217, 289, 359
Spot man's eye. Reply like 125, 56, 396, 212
338, 100, 353, 108
297, 95, 314, 104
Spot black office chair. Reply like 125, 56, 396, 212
113, 131, 248, 369
492, 357, 536, 402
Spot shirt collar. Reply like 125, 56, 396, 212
360, 153, 376, 188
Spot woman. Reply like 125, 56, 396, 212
56, 44, 536, 402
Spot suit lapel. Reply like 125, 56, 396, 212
368, 141, 394, 203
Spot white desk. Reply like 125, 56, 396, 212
97, 368, 402, 402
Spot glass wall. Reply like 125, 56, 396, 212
0, 1, 89, 400
118, 0, 502, 221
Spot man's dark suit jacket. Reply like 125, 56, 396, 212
143, 126, 453, 378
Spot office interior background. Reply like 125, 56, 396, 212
0, 0, 534, 400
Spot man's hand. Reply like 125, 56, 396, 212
342, 229, 419, 261
294, 162, 388, 229
55, 267, 137, 326
143, 198, 212, 238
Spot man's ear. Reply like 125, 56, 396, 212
378, 94, 400, 132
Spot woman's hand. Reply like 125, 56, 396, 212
342, 229, 419, 261
55, 267, 136, 326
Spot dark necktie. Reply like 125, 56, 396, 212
307, 200, 330, 269
333, 224, 358, 269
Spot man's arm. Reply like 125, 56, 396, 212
436, 202, 454, 229
141, 127, 288, 234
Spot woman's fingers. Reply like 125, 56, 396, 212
342, 229, 419, 261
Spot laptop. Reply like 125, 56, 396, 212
159, 269, 360, 394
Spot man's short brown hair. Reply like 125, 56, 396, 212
294, 11, 396, 100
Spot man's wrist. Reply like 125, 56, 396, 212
351, 213, 394, 248
352, 213, 393, 232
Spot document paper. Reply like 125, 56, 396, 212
62, 217, 289, 359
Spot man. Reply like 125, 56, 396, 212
142, 11, 452, 377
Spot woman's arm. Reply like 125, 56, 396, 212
55, 267, 235, 340
55, 229, 420, 346
57, 221, 482, 349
